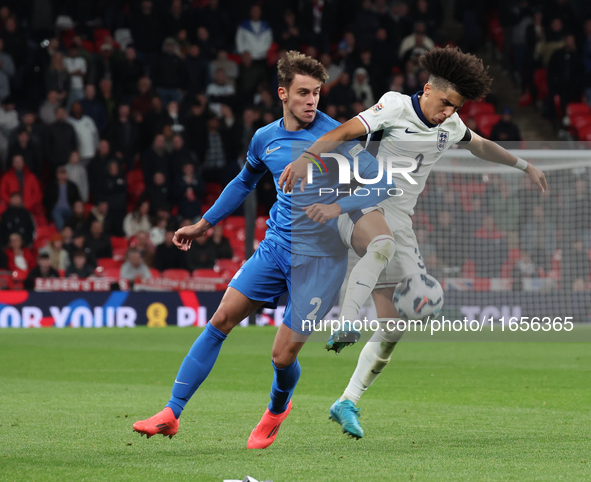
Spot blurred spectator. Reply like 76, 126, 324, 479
464, 117, 485, 138
65, 250, 94, 278
176, 162, 205, 221
98, 78, 118, 124
145, 171, 171, 213
130, 0, 164, 65
79, 84, 108, 134
149, 216, 167, 246
470, 215, 509, 277
131, 230, 155, 267
235, 5, 273, 62
85, 220, 112, 259
154, 228, 185, 271
0, 96, 19, 159
210, 50, 239, 88
170, 134, 198, 182
358, 49, 387, 102
43, 166, 81, 230
163, 0, 188, 38
326, 73, 355, 116
548, 34, 584, 125
38, 90, 60, 125
185, 44, 210, 95
44, 52, 70, 104
512, 250, 540, 290
39, 234, 69, 271
2, 16, 28, 69
114, 46, 145, 101
65, 200, 88, 234
8, 128, 43, 177
0, 192, 35, 246
434, 210, 463, 269
206, 68, 236, 117
277, 9, 301, 52
151, 38, 188, 105
351, 67, 375, 109
88, 139, 116, 200
319, 53, 343, 94
412, 0, 443, 40
237, 51, 267, 103
108, 104, 139, 170
5, 232, 35, 272
183, 98, 207, 154
120, 248, 152, 280
521, 205, 556, 271
143, 97, 170, 141
209, 224, 233, 260
94, 43, 117, 89
186, 234, 215, 270
124, 199, 151, 238
399, 22, 434, 60
198, 113, 238, 184
0, 154, 42, 215
101, 161, 127, 235
65, 151, 89, 203
44, 107, 77, 171
142, 134, 170, 188
87, 201, 113, 236
0, 38, 15, 102
352, 0, 380, 51
131, 77, 154, 116
199, 0, 232, 52
491, 178, 519, 246
562, 178, 591, 243
562, 238, 590, 290
24, 252, 60, 289
166, 101, 184, 135
490, 107, 521, 142
535, 17, 564, 68
68, 102, 99, 166
63, 45, 87, 108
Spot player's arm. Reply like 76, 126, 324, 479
278, 118, 367, 193
461, 130, 547, 192
173, 164, 266, 250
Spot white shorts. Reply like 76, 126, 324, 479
337, 205, 427, 288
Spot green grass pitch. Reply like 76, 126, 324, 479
0, 327, 590, 481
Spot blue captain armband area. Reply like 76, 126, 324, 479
202, 163, 267, 227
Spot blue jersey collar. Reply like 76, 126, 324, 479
411, 91, 437, 128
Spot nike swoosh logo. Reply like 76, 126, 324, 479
174, 379, 188, 385
356, 281, 371, 289
371, 370, 382, 374
266, 146, 281, 155
405, 128, 418, 134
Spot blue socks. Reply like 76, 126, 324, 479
268, 359, 301, 414
166, 322, 227, 418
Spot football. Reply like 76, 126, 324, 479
393, 274, 444, 320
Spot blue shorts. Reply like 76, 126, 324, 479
229, 239, 348, 334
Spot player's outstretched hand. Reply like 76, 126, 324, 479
173, 220, 211, 251
303, 203, 342, 224
278, 155, 311, 193
525, 163, 548, 193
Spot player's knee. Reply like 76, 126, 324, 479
367, 235, 396, 265
271, 352, 297, 369
209, 308, 236, 335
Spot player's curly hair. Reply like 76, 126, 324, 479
419, 46, 492, 100
277, 50, 328, 89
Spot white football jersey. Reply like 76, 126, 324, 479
356, 91, 471, 215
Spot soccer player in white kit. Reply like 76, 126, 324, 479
279, 47, 547, 439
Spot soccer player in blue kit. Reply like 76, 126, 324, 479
133, 51, 393, 449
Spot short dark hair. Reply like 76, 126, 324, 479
277, 50, 328, 89
419, 46, 492, 100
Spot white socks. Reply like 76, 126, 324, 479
341, 319, 405, 404
339, 235, 396, 324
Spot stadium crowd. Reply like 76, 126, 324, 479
0, 0, 588, 290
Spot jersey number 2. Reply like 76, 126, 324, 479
306, 297, 322, 320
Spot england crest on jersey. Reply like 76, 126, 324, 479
437, 130, 449, 151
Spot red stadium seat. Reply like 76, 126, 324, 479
461, 259, 476, 278
578, 125, 591, 143
110, 236, 128, 250
475, 114, 501, 139
101, 267, 121, 278
465, 102, 495, 117
225, 216, 246, 230
215, 259, 241, 274
162, 269, 191, 280
566, 102, 590, 119
533, 69, 548, 100
97, 258, 123, 270
569, 115, 591, 138
149, 268, 160, 279
192, 269, 221, 278
126, 169, 145, 207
